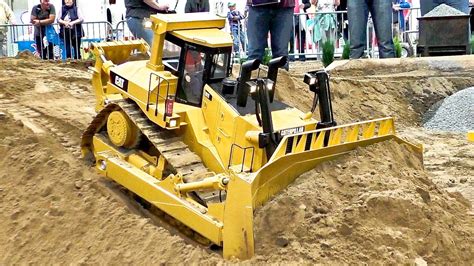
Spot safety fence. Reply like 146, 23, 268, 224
0, 21, 112, 59
0, 8, 424, 61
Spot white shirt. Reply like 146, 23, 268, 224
316, 0, 335, 12
0, 0, 15, 25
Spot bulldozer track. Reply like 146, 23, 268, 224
81, 100, 209, 180
0, 98, 81, 157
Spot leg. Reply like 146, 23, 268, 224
232, 28, 241, 54
126, 17, 154, 45
239, 28, 246, 53
269, 7, 294, 58
0, 32, 6, 57
69, 35, 80, 59
369, 0, 395, 58
47, 43, 54, 59
247, 6, 272, 61
64, 31, 73, 59
299, 28, 306, 61
348, 0, 369, 59
74, 35, 82, 59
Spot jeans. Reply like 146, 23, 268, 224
348, 0, 395, 59
126, 17, 154, 45
231, 26, 246, 55
247, 6, 293, 61
0, 31, 6, 57
420, 0, 469, 15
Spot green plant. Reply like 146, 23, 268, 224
262, 48, 272, 65
322, 40, 335, 67
393, 37, 402, 58
342, 41, 350, 59
470, 36, 474, 54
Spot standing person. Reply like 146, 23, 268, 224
31, 0, 56, 60
184, 0, 210, 13
347, 0, 395, 59
246, 0, 295, 69
289, 0, 310, 61
125, 0, 169, 45
336, 0, 348, 42
107, 0, 125, 40
227, 2, 246, 56
57, 0, 83, 59
420, 0, 469, 16
0, 0, 16, 57
309, 0, 339, 56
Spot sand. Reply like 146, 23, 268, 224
0, 54, 473, 263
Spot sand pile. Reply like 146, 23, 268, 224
0, 115, 220, 264
253, 140, 474, 264
1, 55, 474, 264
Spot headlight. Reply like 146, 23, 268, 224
266, 80, 274, 90
169, 119, 177, 128
99, 160, 107, 170
250, 85, 257, 93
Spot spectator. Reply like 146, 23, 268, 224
185, 0, 210, 13
420, 0, 469, 16
289, 0, 310, 61
392, 0, 410, 38
0, 0, 16, 57
227, 2, 246, 56
247, 0, 295, 70
31, 0, 56, 59
336, 0, 348, 42
308, 0, 339, 57
348, 0, 395, 59
57, 0, 83, 59
125, 0, 169, 45
107, 0, 124, 40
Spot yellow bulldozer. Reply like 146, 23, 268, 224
81, 13, 422, 259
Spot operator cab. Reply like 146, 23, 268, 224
162, 31, 232, 107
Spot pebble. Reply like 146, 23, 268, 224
423, 87, 474, 133
275, 236, 289, 247
423, 4, 466, 17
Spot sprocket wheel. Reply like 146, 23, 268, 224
107, 110, 141, 148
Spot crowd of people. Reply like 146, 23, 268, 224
0, 0, 473, 61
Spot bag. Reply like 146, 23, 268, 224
251, 0, 280, 6
46, 25, 60, 45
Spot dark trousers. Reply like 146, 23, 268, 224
63, 32, 82, 59
34, 35, 54, 59
289, 22, 307, 60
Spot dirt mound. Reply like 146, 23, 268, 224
253, 140, 474, 264
1, 54, 474, 264
0, 115, 221, 264
277, 57, 474, 126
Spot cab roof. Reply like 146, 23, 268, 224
170, 28, 233, 48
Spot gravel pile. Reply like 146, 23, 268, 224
423, 87, 474, 132
423, 4, 466, 17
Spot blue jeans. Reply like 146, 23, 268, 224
247, 6, 293, 61
348, 0, 395, 59
420, 0, 469, 15
126, 17, 154, 45
231, 26, 246, 55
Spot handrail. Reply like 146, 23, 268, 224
228, 143, 255, 173
147, 72, 171, 120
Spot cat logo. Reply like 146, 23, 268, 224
280, 126, 304, 136
111, 72, 129, 92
